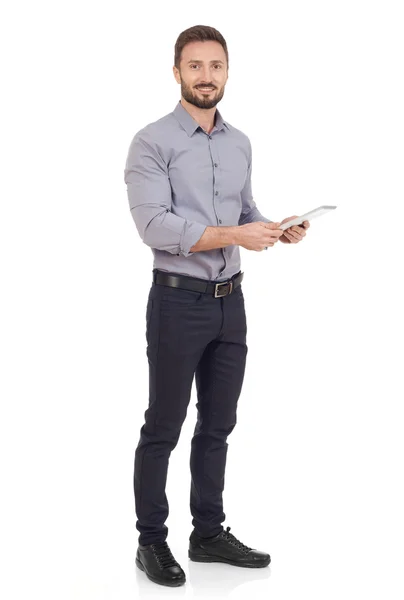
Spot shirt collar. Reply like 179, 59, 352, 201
172, 100, 229, 137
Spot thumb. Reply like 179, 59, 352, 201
266, 222, 281, 229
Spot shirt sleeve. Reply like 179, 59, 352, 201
124, 132, 207, 257
238, 139, 272, 226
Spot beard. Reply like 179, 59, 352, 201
180, 78, 225, 109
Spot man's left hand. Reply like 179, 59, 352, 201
279, 216, 310, 244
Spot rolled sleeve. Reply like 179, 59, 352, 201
124, 132, 207, 257
180, 220, 207, 257
238, 139, 272, 226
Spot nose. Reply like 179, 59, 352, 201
199, 66, 214, 85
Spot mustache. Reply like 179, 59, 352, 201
195, 85, 216, 89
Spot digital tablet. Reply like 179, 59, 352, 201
279, 205, 337, 230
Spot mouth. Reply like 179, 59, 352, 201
196, 87, 215, 93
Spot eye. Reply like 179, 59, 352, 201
190, 64, 222, 69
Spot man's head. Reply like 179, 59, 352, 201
173, 25, 229, 110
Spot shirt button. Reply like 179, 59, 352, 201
209, 135, 212, 139
215, 191, 219, 195
214, 163, 218, 167
219, 219, 222, 224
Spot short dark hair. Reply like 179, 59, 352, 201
174, 25, 229, 71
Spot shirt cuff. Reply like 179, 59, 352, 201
180, 221, 207, 257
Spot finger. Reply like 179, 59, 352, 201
291, 226, 305, 236
290, 227, 305, 239
268, 232, 283, 241
282, 231, 296, 243
285, 230, 301, 242
281, 216, 298, 227
290, 230, 303, 242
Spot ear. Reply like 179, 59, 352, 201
173, 66, 180, 84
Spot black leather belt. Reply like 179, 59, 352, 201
153, 269, 244, 298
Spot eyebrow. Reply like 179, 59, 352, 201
187, 59, 224, 64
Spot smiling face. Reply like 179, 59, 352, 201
173, 40, 228, 109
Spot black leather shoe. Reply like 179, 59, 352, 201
136, 541, 186, 586
188, 526, 271, 568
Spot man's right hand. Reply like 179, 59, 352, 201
237, 222, 284, 251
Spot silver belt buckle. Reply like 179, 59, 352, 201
214, 280, 233, 298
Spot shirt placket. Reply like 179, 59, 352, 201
205, 131, 227, 280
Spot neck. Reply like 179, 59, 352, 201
180, 98, 216, 134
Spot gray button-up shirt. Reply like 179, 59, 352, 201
124, 100, 272, 281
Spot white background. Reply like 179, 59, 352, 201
1, 1, 404, 598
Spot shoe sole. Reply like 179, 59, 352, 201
188, 550, 271, 568
135, 557, 186, 586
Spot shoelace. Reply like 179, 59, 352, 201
150, 542, 178, 569
220, 526, 252, 553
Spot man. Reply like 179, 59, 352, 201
124, 25, 309, 588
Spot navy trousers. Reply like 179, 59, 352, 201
134, 271, 248, 546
